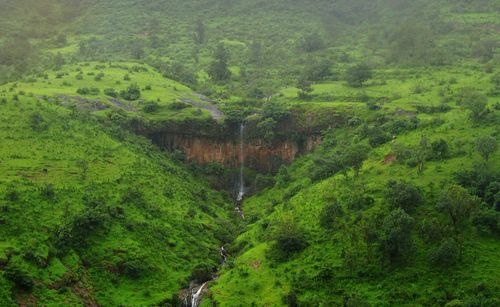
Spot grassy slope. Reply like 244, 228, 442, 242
3, 62, 215, 123
209, 64, 500, 306
0, 91, 232, 305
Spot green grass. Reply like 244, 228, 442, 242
0, 62, 215, 124
0, 94, 234, 306
208, 65, 500, 305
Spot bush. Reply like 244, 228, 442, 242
367, 127, 391, 147
385, 117, 420, 135
94, 72, 104, 81
475, 136, 498, 161
381, 208, 415, 262
385, 180, 423, 212
143, 101, 160, 113
4, 258, 34, 289
76, 87, 100, 95
29, 112, 49, 131
120, 84, 141, 101
437, 185, 480, 233
430, 139, 450, 160
458, 89, 488, 122
190, 263, 215, 283
471, 209, 499, 236
430, 238, 460, 268
40, 183, 55, 199
300, 31, 325, 52
346, 63, 372, 87
319, 201, 344, 230
104, 88, 118, 98
268, 219, 307, 262
168, 101, 191, 110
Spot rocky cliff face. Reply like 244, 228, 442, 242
147, 108, 347, 172
150, 133, 321, 173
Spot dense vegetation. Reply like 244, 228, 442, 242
0, 0, 499, 306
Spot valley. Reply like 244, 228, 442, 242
0, 0, 499, 306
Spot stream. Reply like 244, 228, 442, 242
235, 124, 246, 219
184, 123, 246, 307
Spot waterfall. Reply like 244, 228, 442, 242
235, 124, 245, 219
220, 246, 228, 264
236, 123, 245, 202
191, 282, 207, 307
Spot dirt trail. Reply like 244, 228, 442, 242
181, 93, 224, 121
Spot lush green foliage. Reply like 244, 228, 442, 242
0, 0, 499, 306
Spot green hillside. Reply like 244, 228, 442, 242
0, 92, 235, 305
0, 0, 499, 306
211, 68, 500, 305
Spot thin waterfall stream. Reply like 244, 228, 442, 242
184, 123, 246, 307
235, 123, 245, 219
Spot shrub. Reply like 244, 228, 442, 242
471, 209, 499, 236
268, 219, 307, 262
367, 127, 391, 147
94, 72, 104, 81
346, 63, 372, 87
120, 84, 141, 101
168, 101, 191, 110
319, 201, 344, 230
40, 183, 55, 199
381, 208, 415, 262
475, 136, 498, 161
76, 87, 99, 95
299, 31, 325, 52
104, 88, 118, 98
143, 101, 160, 113
385, 180, 423, 212
430, 238, 460, 267
29, 112, 49, 131
458, 89, 488, 122
190, 263, 215, 283
419, 217, 450, 243
430, 139, 450, 160
4, 258, 34, 289
437, 185, 480, 233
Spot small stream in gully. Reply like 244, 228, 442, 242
186, 123, 246, 307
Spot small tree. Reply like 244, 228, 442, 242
381, 208, 415, 262
268, 218, 307, 262
430, 238, 460, 268
475, 136, 498, 161
208, 43, 231, 81
300, 32, 325, 52
319, 200, 344, 230
53, 52, 65, 70
120, 84, 141, 101
194, 20, 206, 45
430, 139, 450, 160
416, 136, 430, 173
276, 165, 291, 188
297, 77, 313, 100
346, 63, 372, 87
385, 180, 423, 212
459, 90, 488, 122
29, 112, 49, 132
342, 144, 370, 176
143, 101, 160, 113
257, 118, 277, 143
437, 185, 480, 233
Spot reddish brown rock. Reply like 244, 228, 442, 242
152, 133, 321, 173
